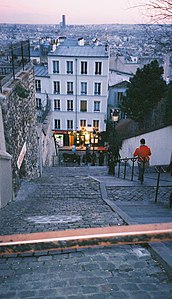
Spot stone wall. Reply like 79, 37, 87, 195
0, 65, 39, 194
0, 106, 13, 208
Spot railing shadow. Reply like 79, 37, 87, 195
114, 158, 171, 208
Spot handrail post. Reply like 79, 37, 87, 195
155, 167, 160, 203
131, 158, 136, 181
11, 47, 15, 80
123, 159, 127, 179
155, 166, 167, 203
118, 160, 121, 178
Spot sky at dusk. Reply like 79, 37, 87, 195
0, 0, 149, 25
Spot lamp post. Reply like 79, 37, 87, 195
92, 129, 97, 154
111, 109, 119, 153
108, 109, 119, 175
92, 129, 97, 166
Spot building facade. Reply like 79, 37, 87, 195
35, 38, 109, 147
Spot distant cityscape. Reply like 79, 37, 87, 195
0, 21, 172, 60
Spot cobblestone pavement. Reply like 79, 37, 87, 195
1, 245, 172, 299
0, 168, 124, 236
107, 186, 171, 204
0, 166, 172, 299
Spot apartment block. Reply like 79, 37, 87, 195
35, 38, 109, 147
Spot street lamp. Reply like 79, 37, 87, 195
110, 109, 119, 151
108, 109, 119, 175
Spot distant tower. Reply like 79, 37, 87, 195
60, 15, 66, 28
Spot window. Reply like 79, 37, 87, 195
81, 82, 87, 95
54, 99, 60, 110
67, 61, 73, 74
53, 61, 59, 73
81, 61, 87, 74
93, 120, 99, 130
67, 120, 73, 130
95, 62, 102, 75
53, 81, 60, 94
94, 101, 100, 112
80, 119, 86, 128
117, 92, 123, 105
94, 83, 101, 95
54, 119, 60, 129
35, 80, 41, 92
67, 100, 73, 111
80, 100, 87, 112
67, 82, 73, 94
36, 98, 41, 109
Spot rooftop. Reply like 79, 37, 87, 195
49, 39, 109, 58
34, 65, 49, 77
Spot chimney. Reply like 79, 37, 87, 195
94, 38, 99, 46
78, 38, 85, 46
105, 42, 108, 52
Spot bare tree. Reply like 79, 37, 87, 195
128, 0, 172, 51
146, 0, 172, 22
135, 0, 172, 23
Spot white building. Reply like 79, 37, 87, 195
35, 38, 109, 147
163, 53, 172, 84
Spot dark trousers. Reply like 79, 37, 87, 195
138, 162, 145, 182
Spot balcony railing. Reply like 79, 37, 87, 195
0, 40, 30, 85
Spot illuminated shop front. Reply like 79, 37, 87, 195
53, 129, 99, 147
53, 130, 68, 147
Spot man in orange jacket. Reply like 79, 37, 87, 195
133, 138, 151, 183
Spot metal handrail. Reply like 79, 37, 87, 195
154, 166, 166, 203
114, 157, 137, 181
114, 159, 171, 208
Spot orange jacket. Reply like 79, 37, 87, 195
133, 145, 151, 162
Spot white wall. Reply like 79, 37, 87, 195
119, 126, 172, 166
41, 116, 56, 166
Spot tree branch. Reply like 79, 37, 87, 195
130, 0, 172, 23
